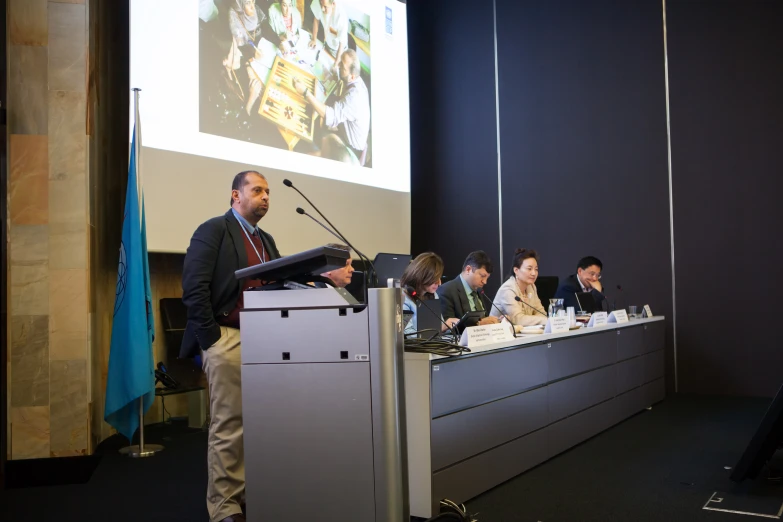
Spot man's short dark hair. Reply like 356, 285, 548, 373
325, 242, 350, 252
230, 170, 265, 205
577, 256, 603, 272
462, 250, 493, 274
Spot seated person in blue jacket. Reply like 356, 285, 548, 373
436, 250, 500, 326
490, 248, 548, 326
401, 253, 459, 335
318, 243, 354, 288
554, 256, 607, 312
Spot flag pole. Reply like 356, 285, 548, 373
119, 397, 163, 457
118, 88, 163, 458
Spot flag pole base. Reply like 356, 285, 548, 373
119, 444, 164, 458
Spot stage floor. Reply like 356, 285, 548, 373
3, 395, 782, 522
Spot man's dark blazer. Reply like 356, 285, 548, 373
436, 275, 487, 321
180, 209, 281, 358
554, 274, 606, 311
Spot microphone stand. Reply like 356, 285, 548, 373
513, 295, 548, 316
406, 286, 460, 340
477, 288, 518, 338
285, 179, 377, 288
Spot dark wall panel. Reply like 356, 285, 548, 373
407, 0, 500, 283
668, 0, 783, 397
494, 0, 674, 391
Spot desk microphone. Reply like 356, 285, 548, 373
477, 288, 518, 338
285, 178, 377, 287
405, 286, 459, 339
513, 295, 548, 317
612, 284, 624, 312
574, 292, 585, 314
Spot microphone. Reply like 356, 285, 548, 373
285, 178, 377, 288
514, 295, 548, 317
611, 284, 624, 312
477, 288, 517, 338
296, 207, 344, 243
574, 292, 585, 314
405, 285, 459, 339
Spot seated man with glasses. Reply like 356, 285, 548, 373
554, 256, 607, 312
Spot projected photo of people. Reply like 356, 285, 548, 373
199, 0, 373, 167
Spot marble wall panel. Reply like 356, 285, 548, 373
9, 0, 48, 46
10, 135, 49, 225
49, 269, 88, 337
10, 316, 50, 407
48, 2, 87, 92
48, 91, 87, 182
9, 46, 48, 135
50, 360, 88, 456
11, 406, 50, 459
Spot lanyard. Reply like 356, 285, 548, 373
237, 216, 266, 264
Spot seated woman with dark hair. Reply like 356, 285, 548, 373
490, 248, 548, 326
401, 253, 459, 335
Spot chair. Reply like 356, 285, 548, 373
536, 276, 560, 311
157, 298, 207, 428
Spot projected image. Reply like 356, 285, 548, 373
199, 0, 373, 167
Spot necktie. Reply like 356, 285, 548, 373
472, 291, 484, 312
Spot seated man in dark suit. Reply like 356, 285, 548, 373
554, 256, 607, 312
436, 250, 500, 326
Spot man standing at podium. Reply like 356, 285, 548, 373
181, 170, 281, 522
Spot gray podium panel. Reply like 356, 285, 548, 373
547, 331, 615, 382
643, 321, 665, 354
616, 356, 645, 394
547, 365, 616, 423
430, 387, 547, 471
642, 350, 665, 384
242, 362, 376, 522
546, 398, 617, 459
431, 344, 548, 418
240, 306, 369, 364
432, 427, 549, 510
616, 325, 645, 361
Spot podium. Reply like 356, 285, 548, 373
238, 249, 409, 522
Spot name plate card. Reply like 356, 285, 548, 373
545, 316, 571, 334
608, 309, 629, 324
643, 304, 653, 318
459, 323, 515, 348
588, 311, 608, 327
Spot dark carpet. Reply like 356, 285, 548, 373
2, 396, 782, 522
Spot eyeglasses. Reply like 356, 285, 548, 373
585, 271, 602, 280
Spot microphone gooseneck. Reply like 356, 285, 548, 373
405, 286, 459, 339
612, 284, 623, 312
286, 179, 377, 291
299, 210, 344, 243
477, 288, 517, 338
514, 295, 548, 316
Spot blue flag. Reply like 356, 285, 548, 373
104, 126, 155, 442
